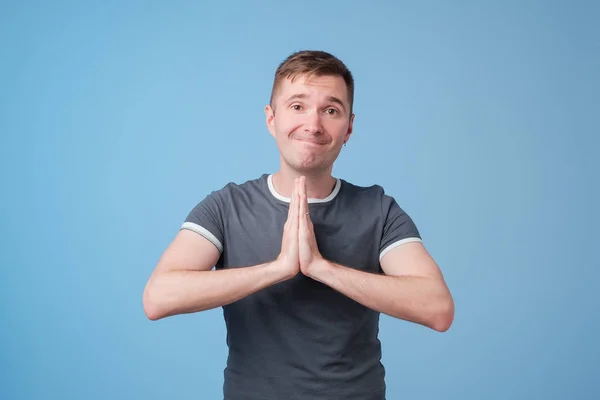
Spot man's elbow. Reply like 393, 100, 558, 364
144, 303, 162, 321
143, 284, 166, 321
431, 296, 455, 332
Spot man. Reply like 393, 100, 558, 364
143, 50, 454, 399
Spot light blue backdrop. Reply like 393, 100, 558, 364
1, 1, 598, 399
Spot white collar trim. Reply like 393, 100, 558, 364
267, 174, 341, 203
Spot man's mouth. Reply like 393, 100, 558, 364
294, 137, 328, 146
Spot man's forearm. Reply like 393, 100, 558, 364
306, 259, 454, 332
143, 262, 291, 320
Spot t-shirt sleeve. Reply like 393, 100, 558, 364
379, 195, 422, 261
180, 190, 225, 253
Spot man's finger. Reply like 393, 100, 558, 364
305, 182, 311, 222
299, 177, 307, 224
287, 180, 295, 220
303, 177, 310, 222
291, 178, 299, 229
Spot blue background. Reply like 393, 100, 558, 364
1, 1, 599, 399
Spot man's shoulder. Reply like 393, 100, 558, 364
338, 178, 391, 201
208, 174, 268, 194
337, 178, 403, 217
205, 174, 270, 206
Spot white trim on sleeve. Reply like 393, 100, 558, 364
181, 222, 223, 253
379, 237, 422, 261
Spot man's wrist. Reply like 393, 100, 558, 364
305, 257, 334, 281
267, 259, 298, 282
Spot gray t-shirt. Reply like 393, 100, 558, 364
182, 173, 422, 400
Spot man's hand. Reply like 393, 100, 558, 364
275, 176, 302, 279
297, 176, 324, 276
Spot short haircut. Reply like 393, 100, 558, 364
269, 50, 355, 114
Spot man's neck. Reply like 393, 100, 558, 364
271, 168, 337, 200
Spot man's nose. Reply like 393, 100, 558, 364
304, 110, 323, 134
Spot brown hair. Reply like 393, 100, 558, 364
269, 50, 355, 114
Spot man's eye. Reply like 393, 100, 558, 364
291, 105, 302, 110
325, 108, 338, 115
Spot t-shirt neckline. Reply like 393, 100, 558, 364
267, 174, 341, 204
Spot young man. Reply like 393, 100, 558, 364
143, 50, 454, 400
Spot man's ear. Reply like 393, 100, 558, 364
265, 105, 276, 138
345, 113, 355, 144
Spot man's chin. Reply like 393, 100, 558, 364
281, 151, 336, 173
295, 159, 333, 174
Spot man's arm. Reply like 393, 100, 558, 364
305, 242, 454, 332
142, 231, 288, 320
296, 176, 453, 332
143, 181, 302, 321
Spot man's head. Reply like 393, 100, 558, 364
265, 50, 355, 175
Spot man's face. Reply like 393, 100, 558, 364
265, 74, 354, 174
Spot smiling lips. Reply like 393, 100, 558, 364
294, 137, 328, 146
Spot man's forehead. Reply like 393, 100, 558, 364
283, 74, 344, 90
277, 74, 349, 103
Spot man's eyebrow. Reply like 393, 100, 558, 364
284, 93, 308, 103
